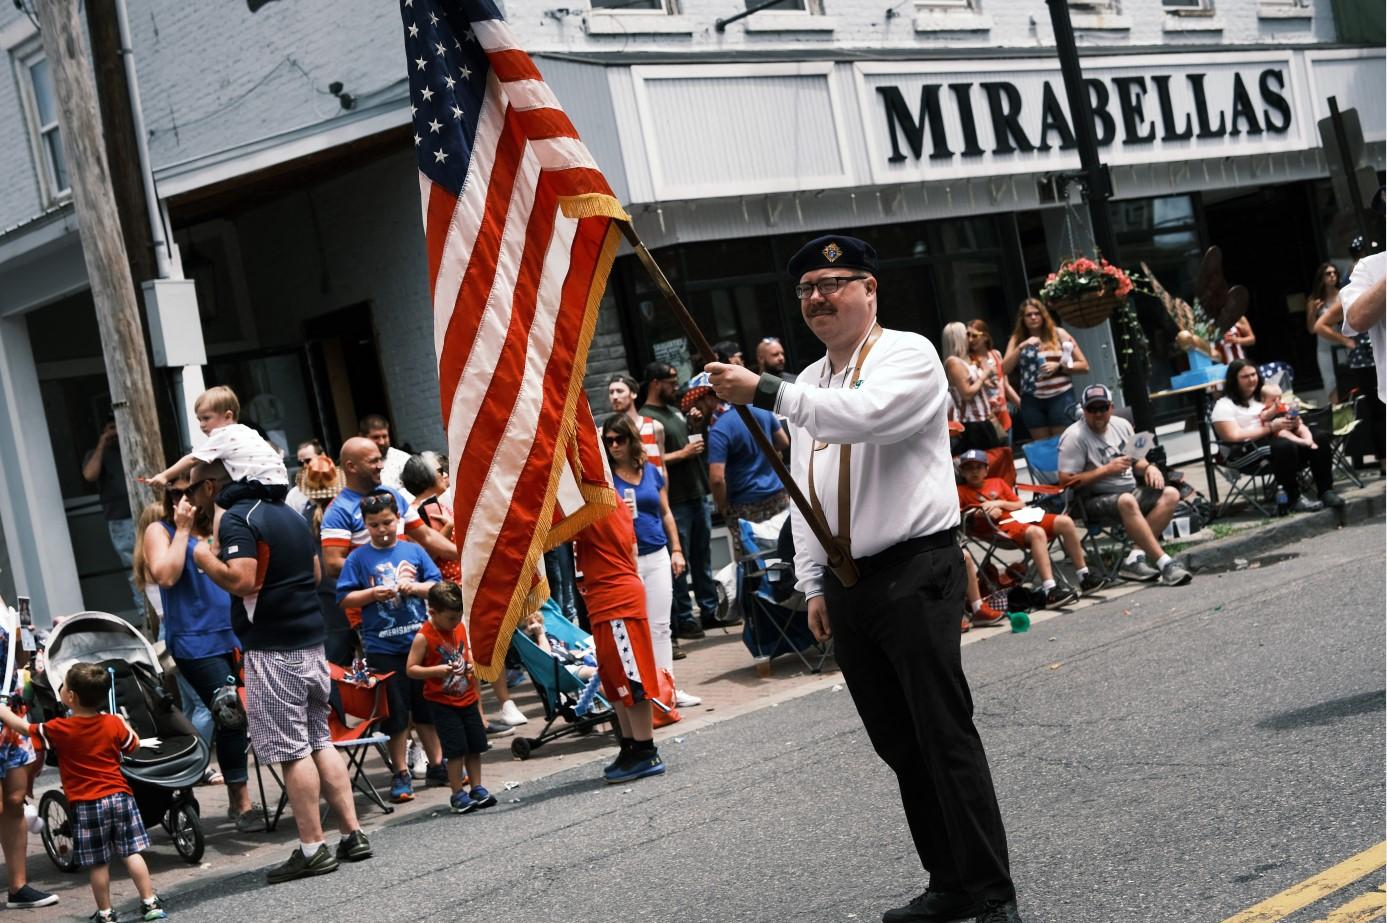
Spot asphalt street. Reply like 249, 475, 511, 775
148, 522, 1385, 923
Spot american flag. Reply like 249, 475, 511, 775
401, 0, 623, 679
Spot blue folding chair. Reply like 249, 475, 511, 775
1020, 435, 1128, 586
735, 520, 830, 674
508, 599, 614, 760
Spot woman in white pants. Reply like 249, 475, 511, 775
603, 415, 701, 709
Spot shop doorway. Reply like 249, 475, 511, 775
1202, 184, 1322, 390
303, 302, 391, 453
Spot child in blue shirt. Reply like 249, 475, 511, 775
337, 493, 442, 804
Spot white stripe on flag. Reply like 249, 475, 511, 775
445, 142, 544, 536
503, 79, 562, 113
433, 73, 507, 362
533, 136, 599, 171
460, 206, 576, 613
471, 20, 517, 53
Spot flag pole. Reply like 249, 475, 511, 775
616, 221, 859, 588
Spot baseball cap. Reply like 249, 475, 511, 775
1081, 384, 1113, 409
958, 449, 989, 467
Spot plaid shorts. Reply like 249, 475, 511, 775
73, 792, 150, 868
244, 647, 332, 765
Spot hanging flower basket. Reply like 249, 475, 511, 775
1047, 291, 1123, 328
1039, 257, 1135, 329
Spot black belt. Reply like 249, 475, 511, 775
852, 529, 956, 581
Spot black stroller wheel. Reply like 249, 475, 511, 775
38, 791, 78, 873
511, 737, 532, 760
170, 802, 204, 864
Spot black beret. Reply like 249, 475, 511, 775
786, 234, 879, 279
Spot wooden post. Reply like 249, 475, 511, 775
35, 0, 164, 513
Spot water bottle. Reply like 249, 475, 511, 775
1275, 488, 1289, 516
623, 488, 637, 518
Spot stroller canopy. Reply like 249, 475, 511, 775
44, 612, 163, 692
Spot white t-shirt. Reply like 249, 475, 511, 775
1209, 396, 1263, 438
192, 423, 289, 486
1341, 251, 1386, 397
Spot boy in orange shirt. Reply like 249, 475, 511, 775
406, 582, 496, 815
956, 449, 1100, 607
0, 663, 166, 922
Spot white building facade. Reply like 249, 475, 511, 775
0, 0, 1381, 619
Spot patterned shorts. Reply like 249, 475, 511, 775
73, 792, 150, 868
0, 736, 35, 775
243, 647, 332, 765
593, 618, 659, 708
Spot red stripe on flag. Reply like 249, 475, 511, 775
425, 183, 458, 295
450, 177, 560, 545
512, 107, 580, 142
469, 215, 614, 658
436, 110, 527, 429
486, 49, 543, 83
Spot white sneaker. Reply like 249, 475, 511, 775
497, 699, 529, 726
407, 739, 426, 780
674, 689, 702, 708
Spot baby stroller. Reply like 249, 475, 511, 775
31, 612, 210, 871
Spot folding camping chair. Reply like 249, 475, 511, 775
246, 666, 395, 833
735, 518, 831, 674
1021, 435, 1130, 586
1211, 440, 1277, 518
509, 600, 615, 761
1329, 395, 1366, 489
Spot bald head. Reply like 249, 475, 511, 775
339, 436, 383, 492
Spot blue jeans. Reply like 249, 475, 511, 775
176, 653, 249, 785
105, 517, 146, 624
671, 497, 717, 625
544, 544, 578, 622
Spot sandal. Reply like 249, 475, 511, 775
202, 767, 225, 785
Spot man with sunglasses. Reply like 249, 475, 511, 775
1057, 385, 1192, 587
706, 234, 1022, 923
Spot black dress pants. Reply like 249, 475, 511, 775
1268, 438, 1332, 503
825, 539, 1014, 904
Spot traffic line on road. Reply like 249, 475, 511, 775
1310, 884, 1386, 923
1221, 843, 1385, 923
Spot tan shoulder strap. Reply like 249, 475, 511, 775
808, 323, 883, 559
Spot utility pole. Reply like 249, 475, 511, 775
1046, 0, 1154, 432
35, 0, 164, 512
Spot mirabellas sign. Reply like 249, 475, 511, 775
856, 55, 1307, 183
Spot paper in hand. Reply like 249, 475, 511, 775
1125, 431, 1156, 461
1011, 506, 1045, 524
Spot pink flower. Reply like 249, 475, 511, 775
1046, 273, 1057, 284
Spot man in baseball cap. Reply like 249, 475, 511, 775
1058, 383, 1192, 587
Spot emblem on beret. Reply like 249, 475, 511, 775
822, 241, 843, 263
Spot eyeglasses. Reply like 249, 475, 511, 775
360, 494, 398, 515
603, 434, 628, 446
186, 478, 218, 496
1084, 402, 1112, 413
794, 275, 866, 300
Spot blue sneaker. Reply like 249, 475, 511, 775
469, 785, 497, 809
389, 771, 414, 803
449, 790, 476, 814
604, 753, 666, 784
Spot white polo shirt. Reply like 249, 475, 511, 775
773, 327, 959, 600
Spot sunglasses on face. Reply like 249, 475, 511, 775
603, 434, 628, 446
1085, 402, 1112, 413
167, 489, 186, 503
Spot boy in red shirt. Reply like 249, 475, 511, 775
0, 663, 166, 922
956, 449, 1099, 608
405, 582, 496, 815
573, 505, 666, 784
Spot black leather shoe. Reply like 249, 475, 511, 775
882, 889, 978, 922
975, 898, 1022, 923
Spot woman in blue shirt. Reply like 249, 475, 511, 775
141, 479, 257, 830
603, 415, 701, 710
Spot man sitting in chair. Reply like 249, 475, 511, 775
1057, 385, 1192, 588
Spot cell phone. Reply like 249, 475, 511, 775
16, 598, 34, 653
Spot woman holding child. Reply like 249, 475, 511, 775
1210, 359, 1343, 514
139, 479, 258, 830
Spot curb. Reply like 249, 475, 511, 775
1176, 481, 1385, 572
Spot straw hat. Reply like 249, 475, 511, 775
299, 455, 344, 500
